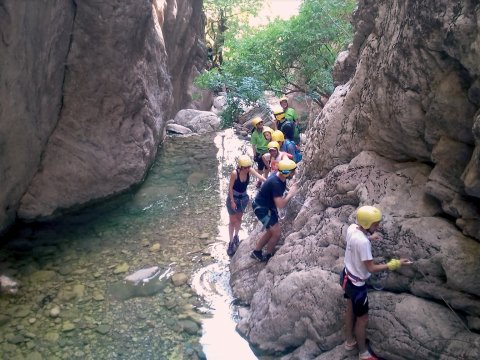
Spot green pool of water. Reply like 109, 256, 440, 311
0, 133, 226, 359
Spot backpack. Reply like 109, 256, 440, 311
285, 139, 302, 163
279, 119, 301, 145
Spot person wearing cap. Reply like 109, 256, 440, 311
341, 206, 411, 360
262, 126, 274, 143
226, 155, 266, 257
279, 96, 298, 122
278, 96, 301, 144
250, 117, 269, 188
250, 159, 298, 262
261, 141, 290, 176
272, 106, 295, 142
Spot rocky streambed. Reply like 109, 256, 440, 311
0, 131, 257, 360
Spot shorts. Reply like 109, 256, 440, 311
254, 152, 267, 171
252, 201, 278, 229
343, 275, 369, 317
226, 194, 249, 215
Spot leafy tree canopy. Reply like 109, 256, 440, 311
204, 0, 263, 67
198, 0, 356, 126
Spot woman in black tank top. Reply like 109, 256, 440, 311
226, 155, 265, 257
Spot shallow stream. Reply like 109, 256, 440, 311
0, 130, 258, 360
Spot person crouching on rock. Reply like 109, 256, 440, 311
226, 155, 266, 257
250, 159, 298, 262
341, 205, 411, 360
261, 141, 290, 177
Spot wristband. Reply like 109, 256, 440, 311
387, 259, 401, 271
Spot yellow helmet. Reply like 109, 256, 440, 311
273, 106, 285, 121
356, 206, 382, 230
237, 155, 253, 168
267, 141, 280, 151
251, 117, 263, 127
262, 126, 274, 136
272, 130, 285, 142
278, 159, 297, 174
279, 96, 288, 103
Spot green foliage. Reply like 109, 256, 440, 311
199, 0, 356, 125
203, 0, 262, 66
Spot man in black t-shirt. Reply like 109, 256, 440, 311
250, 159, 298, 262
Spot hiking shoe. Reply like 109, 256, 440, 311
231, 235, 240, 254
263, 253, 273, 262
344, 340, 357, 351
233, 234, 240, 247
227, 241, 235, 257
250, 250, 265, 261
359, 351, 379, 360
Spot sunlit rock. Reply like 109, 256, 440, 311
173, 109, 221, 134
230, 0, 480, 357
0, 0, 206, 227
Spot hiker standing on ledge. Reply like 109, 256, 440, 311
341, 205, 411, 360
226, 155, 265, 257
250, 159, 298, 262
250, 117, 268, 188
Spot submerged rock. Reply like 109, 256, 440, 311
0, 275, 19, 295
109, 267, 172, 301
124, 266, 161, 285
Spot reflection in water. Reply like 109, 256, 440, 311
192, 129, 258, 360
0, 134, 222, 359
0, 130, 260, 359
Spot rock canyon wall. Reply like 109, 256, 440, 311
0, 0, 206, 232
231, 1, 480, 359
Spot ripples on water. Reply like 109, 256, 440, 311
0, 131, 258, 360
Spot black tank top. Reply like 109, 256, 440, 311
233, 169, 249, 193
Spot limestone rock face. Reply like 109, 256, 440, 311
0, 0, 205, 225
0, 1, 75, 229
230, 0, 480, 358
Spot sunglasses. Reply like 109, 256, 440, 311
280, 168, 296, 175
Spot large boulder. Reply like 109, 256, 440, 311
230, 0, 480, 358
173, 109, 221, 134
0, 0, 206, 225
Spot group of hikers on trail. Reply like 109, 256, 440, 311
226, 96, 301, 261
224, 97, 413, 360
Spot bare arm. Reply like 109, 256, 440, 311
249, 168, 266, 182
364, 258, 412, 273
262, 154, 271, 172
228, 170, 237, 210
364, 260, 388, 273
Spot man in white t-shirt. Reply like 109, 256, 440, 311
341, 206, 411, 360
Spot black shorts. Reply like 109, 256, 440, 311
252, 201, 278, 229
254, 152, 266, 171
344, 278, 369, 317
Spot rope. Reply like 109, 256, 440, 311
414, 267, 472, 333
283, 194, 472, 334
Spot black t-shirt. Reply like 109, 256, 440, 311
279, 120, 294, 140
254, 174, 286, 209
